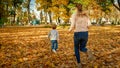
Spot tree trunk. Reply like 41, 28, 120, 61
40, 10, 43, 23
13, 0, 17, 25
45, 12, 48, 24
48, 11, 52, 23
118, 0, 120, 8
27, 0, 31, 24
111, 0, 120, 11
58, 16, 61, 24
13, 8, 16, 25
6, 3, 9, 24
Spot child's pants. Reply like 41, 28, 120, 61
51, 40, 58, 50
74, 31, 88, 63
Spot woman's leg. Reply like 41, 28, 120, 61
80, 39, 88, 52
55, 40, 58, 50
51, 40, 54, 50
79, 32, 94, 60
74, 33, 81, 63
79, 32, 88, 52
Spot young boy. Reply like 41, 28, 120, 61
48, 24, 59, 53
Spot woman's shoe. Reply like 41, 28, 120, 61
78, 63, 82, 68
87, 49, 95, 60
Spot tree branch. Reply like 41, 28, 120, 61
118, 0, 120, 8
111, 0, 120, 11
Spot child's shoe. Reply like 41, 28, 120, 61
52, 49, 56, 53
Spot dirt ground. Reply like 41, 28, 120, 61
0, 26, 120, 68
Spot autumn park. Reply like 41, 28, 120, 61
0, 0, 120, 68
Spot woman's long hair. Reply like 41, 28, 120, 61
76, 3, 87, 17
76, 3, 82, 12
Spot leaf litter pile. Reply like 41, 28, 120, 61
0, 26, 120, 68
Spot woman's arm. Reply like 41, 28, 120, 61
87, 17, 91, 29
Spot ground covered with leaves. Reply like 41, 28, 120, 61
0, 26, 120, 68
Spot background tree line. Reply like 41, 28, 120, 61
36, 0, 120, 25
0, 0, 31, 26
0, 0, 120, 27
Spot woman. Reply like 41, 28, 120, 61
69, 3, 94, 68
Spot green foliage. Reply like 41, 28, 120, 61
0, 17, 8, 27
0, 18, 4, 25
68, 0, 91, 8
0, 0, 24, 25
9, 10, 16, 15
12, 0, 23, 7
96, 0, 112, 12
